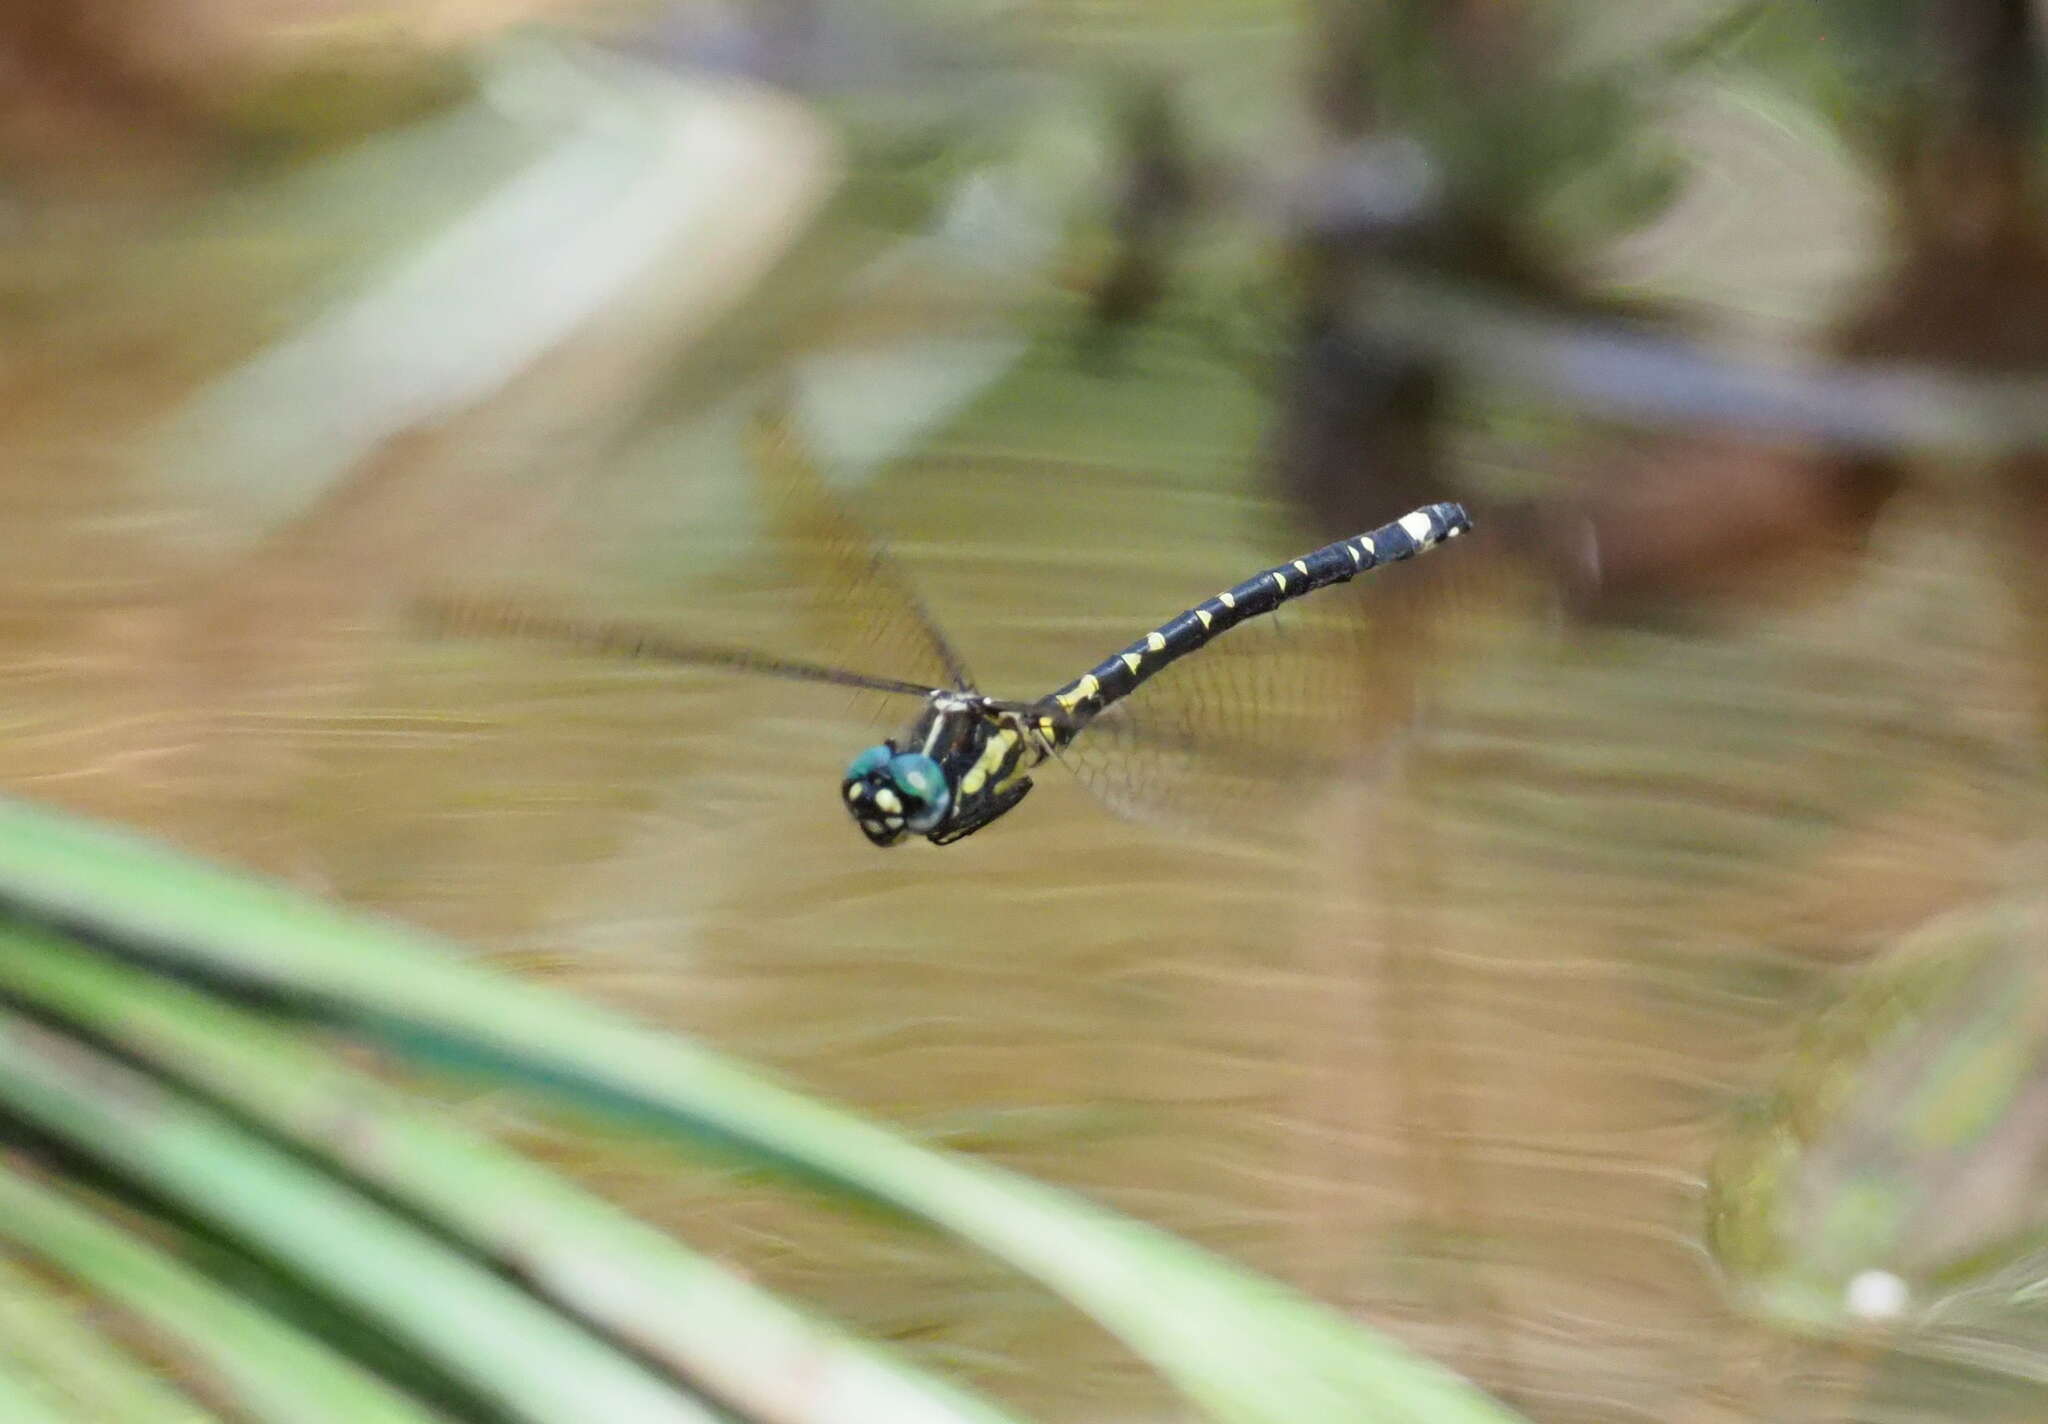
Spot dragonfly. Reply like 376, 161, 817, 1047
427, 414, 1471, 848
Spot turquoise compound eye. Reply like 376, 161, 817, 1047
844, 745, 891, 781
887, 753, 951, 833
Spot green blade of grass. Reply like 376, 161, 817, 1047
0, 796, 1530, 1423
0, 923, 1022, 1424
0, 1355, 90, 1424
0, 999, 728, 1424
0, 1160, 449, 1424
0, 1249, 215, 1423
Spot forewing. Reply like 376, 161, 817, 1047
745, 407, 976, 697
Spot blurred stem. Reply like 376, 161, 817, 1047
0, 1162, 447, 1424
0, 925, 1023, 1424
0, 798, 1532, 1424
0, 999, 726, 1424
0, 1359, 82, 1424
0, 1249, 213, 1423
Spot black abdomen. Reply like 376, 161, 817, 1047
1038, 502, 1470, 739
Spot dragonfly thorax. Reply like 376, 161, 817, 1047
840, 693, 1050, 847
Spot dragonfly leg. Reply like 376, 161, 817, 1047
928, 779, 1034, 845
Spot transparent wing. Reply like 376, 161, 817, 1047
415, 597, 944, 700
1048, 546, 1497, 834
418, 401, 971, 724
744, 406, 977, 697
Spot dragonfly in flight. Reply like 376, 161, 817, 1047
429, 415, 1471, 847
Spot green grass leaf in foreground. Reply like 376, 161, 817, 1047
0, 1247, 216, 1423
0, 795, 1529, 1424
0, 1000, 724, 1424
0, 1162, 444, 1424
0, 923, 1019, 1424
0, 1356, 89, 1424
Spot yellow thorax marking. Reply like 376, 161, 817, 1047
959, 726, 1019, 797
996, 729, 1046, 792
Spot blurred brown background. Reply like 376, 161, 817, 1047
3, 2, 2046, 1420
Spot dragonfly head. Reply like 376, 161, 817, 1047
841, 743, 952, 847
